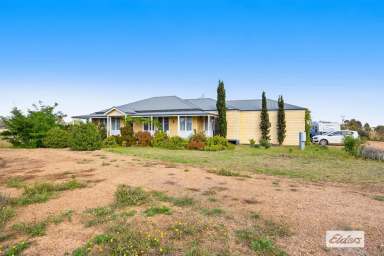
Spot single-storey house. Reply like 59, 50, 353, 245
73, 96, 306, 145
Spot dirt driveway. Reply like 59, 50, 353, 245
0, 148, 383, 255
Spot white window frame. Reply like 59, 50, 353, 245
179, 116, 193, 131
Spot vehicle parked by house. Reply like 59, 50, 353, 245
311, 121, 340, 137
312, 130, 359, 146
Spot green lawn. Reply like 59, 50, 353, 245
107, 145, 384, 184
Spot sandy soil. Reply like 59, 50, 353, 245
366, 141, 384, 150
0, 148, 383, 256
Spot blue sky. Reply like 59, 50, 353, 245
0, 0, 383, 125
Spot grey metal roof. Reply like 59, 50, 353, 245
73, 96, 305, 119
117, 96, 199, 112
226, 99, 306, 111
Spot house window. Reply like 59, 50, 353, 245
111, 118, 120, 130
158, 117, 169, 132
143, 118, 154, 131
204, 117, 208, 131
143, 122, 149, 131
180, 117, 192, 131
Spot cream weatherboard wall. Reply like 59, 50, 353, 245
226, 110, 305, 145
132, 116, 205, 136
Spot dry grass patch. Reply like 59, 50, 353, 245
15, 179, 86, 205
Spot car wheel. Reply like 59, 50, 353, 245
319, 139, 328, 146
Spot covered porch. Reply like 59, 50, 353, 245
92, 114, 217, 139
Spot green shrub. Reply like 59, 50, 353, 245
204, 136, 232, 151
249, 139, 256, 147
102, 136, 118, 148
343, 136, 361, 156
1, 103, 63, 148
135, 131, 152, 146
113, 135, 123, 146
120, 126, 136, 146
164, 136, 188, 150
187, 132, 206, 150
259, 138, 271, 149
69, 123, 102, 151
152, 131, 169, 147
96, 122, 107, 140
43, 127, 70, 148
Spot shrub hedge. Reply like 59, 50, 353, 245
204, 135, 234, 151
43, 127, 70, 148
135, 131, 152, 146
69, 123, 102, 151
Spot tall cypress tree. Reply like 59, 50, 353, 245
277, 95, 286, 145
216, 80, 227, 137
260, 91, 271, 142
305, 109, 311, 145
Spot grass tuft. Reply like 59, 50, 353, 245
143, 206, 172, 217
201, 208, 224, 216
16, 179, 86, 205
6, 177, 24, 188
373, 195, 384, 201
3, 241, 30, 256
114, 185, 149, 207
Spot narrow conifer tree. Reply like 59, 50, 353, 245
216, 80, 227, 137
260, 91, 271, 142
277, 96, 286, 145
305, 109, 312, 145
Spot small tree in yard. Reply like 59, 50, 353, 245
259, 91, 271, 145
216, 80, 227, 137
1, 102, 64, 148
277, 95, 286, 145
305, 109, 311, 145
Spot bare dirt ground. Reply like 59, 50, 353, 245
366, 141, 384, 150
0, 148, 383, 256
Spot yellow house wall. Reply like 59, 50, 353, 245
169, 117, 178, 136
227, 110, 305, 145
130, 116, 204, 137
226, 110, 241, 141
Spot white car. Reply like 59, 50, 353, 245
312, 130, 359, 146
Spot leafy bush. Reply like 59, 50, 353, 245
164, 136, 188, 150
1, 103, 63, 148
249, 139, 256, 147
204, 136, 233, 151
43, 127, 70, 148
152, 131, 169, 147
259, 138, 271, 149
69, 123, 102, 151
120, 125, 136, 146
96, 122, 107, 140
113, 135, 123, 146
135, 131, 152, 146
102, 136, 118, 148
343, 136, 361, 156
187, 132, 206, 150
